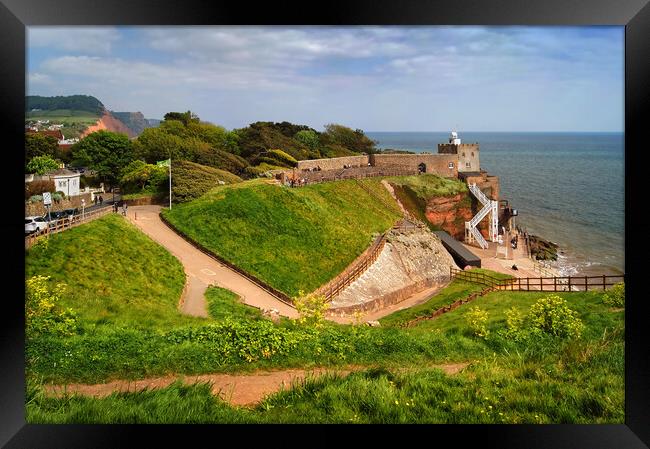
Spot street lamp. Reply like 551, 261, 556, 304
81, 198, 85, 220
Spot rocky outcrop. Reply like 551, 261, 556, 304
110, 111, 151, 136
423, 193, 490, 240
528, 235, 559, 261
81, 112, 136, 138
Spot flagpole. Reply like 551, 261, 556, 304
169, 158, 172, 209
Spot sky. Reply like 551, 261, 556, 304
27, 26, 624, 132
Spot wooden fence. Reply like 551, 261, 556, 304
450, 267, 625, 292
314, 232, 388, 301
25, 206, 114, 249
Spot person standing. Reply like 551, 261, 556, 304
94, 195, 98, 206
99, 196, 103, 206
122, 202, 127, 216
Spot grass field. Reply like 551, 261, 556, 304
386, 174, 468, 200
27, 277, 624, 423
25, 214, 198, 330
162, 178, 402, 297
26, 109, 101, 122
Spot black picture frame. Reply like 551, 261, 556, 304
2, 0, 648, 446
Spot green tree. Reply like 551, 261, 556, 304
70, 130, 133, 186
163, 110, 200, 126
120, 160, 168, 192
294, 129, 320, 151
25, 133, 58, 161
26, 155, 60, 175
321, 123, 376, 154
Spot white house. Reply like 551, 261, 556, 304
46, 168, 81, 197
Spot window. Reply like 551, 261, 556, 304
448, 162, 454, 169
471, 152, 474, 157
462, 152, 465, 157
466, 162, 471, 168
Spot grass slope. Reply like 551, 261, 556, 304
172, 160, 242, 203
25, 214, 196, 330
162, 178, 402, 297
28, 283, 623, 423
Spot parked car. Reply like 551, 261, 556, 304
25, 216, 48, 235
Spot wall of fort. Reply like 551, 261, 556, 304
369, 153, 458, 178
295, 155, 369, 171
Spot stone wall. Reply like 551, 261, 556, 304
462, 172, 500, 200
295, 155, 369, 171
370, 154, 458, 178
25, 192, 93, 217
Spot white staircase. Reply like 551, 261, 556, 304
465, 183, 499, 249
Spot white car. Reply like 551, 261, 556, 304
25, 216, 48, 235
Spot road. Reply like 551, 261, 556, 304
125, 205, 298, 319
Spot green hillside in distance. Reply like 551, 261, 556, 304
27, 95, 105, 115
162, 178, 402, 297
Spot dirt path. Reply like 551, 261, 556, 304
126, 205, 298, 319
44, 363, 470, 407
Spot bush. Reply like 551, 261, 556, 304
266, 149, 298, 167
527, 294, 584, 339
603, 283, 624, 308
465, 306, 489, 339
502, 307, 525, 340
25, 275, 78, 338
25, 180, 56, 201
294, 291, 330, 329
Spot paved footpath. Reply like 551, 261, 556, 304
126, 205, 298, 319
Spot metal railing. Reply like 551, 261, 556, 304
450, 267, 625, 292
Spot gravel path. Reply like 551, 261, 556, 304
126, 205, 298, 319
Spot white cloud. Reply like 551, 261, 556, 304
28, 27, 121, 55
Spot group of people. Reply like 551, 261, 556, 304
305, 166, 322, 172
511, 234, 519, 250
112, 201, 128, 216
287, 177, 307, 188
93, 195, 103, 206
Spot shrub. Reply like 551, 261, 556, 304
266, 149, 298, 167
25, 275, 78, 338
465, 306, 489, 339
503, 307, 525, 340
25, 179, 56, 201
603, 283, 625, 308
294, 291, 330, 329
527, 294, 584, 339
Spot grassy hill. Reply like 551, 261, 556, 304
162, 178, 402, 297
25, 214, 197, 330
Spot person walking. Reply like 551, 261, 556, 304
94, 195, 98, 206
99, 196, 103, 206
122, 202, 127, 216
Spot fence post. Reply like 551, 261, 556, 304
554, 276, 557, 292
603, 274, 606, 291
585, 276, 588, 292
568, 277, 571, 292
527, 277, 529, 291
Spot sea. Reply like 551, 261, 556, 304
366, 132, 625, 277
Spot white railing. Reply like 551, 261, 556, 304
465, 183, 498, 249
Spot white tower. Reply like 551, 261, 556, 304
449, 130, 461, 145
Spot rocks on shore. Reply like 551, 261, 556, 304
528, 235, 559, 261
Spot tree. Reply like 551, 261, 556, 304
163, 110, 200, 126
70, 130, 133, 186
25, 133, 58, 161
322, 123, 376, 154
294, 129, 320, 151
133, 127, 185, 163
120, 160, 168, 192
26, 155, 60, 175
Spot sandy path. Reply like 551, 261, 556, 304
126, 205, 298, 319
44, 363, 469, 407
